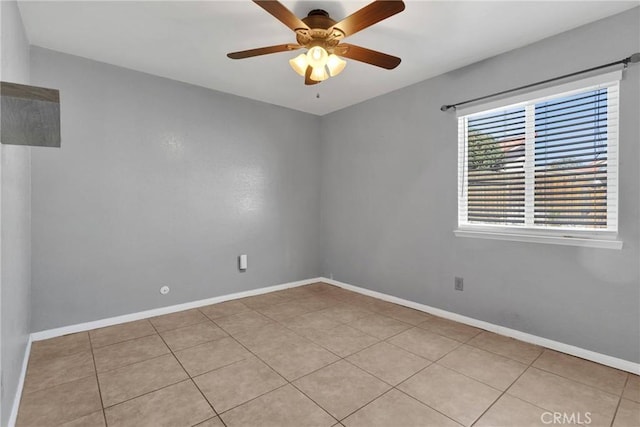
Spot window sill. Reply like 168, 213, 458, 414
454, 229, 623, 250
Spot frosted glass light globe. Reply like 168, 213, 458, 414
306, 46, 329, 68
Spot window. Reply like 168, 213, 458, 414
456, 72, 621, 249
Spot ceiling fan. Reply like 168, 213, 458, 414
227, 0, 406, 85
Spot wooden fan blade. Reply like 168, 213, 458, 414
304, 66, 320, 85
333, 0, 405, 38
253, 0, 309, 31
338, 44, 401, 69
227, 44, 301, 59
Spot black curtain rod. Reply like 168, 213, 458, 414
440, 53, 640, 112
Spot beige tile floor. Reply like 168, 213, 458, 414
16, 283, 640, 427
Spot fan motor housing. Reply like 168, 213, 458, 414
302, 9, 334, 29
297, 9, 344, 50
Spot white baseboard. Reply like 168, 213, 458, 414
31, 277, 322, 341
321, 277, 640, 375
8, 336, 32, 427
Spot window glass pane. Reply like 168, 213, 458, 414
466, 106, 526, 225
534, 88, 608, 228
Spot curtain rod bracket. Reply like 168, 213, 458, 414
623, 52, 640, 68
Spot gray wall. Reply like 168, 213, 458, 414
0, 1, 32, 425
30, 48, 321, 331
320, 8, 640, 363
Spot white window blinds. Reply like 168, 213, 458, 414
458, 73, 619, 234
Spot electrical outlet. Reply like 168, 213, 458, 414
454, 277, 464, 291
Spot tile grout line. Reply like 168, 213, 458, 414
276, 318, 383, 360
283, 308, 417, 420
237, 341, 341, 422
90, 322, 159, 349
87, 332, 109, 427
331, 315, 469, 424
461, 333, 542, 364
204, 301, 342, 424
151, 317, 213, 334
470, 344, 548, 426
250, 290, 461, 423
92, 344, 175, 374
296, 371, 391, 424
147, 318, 227, 427
91, 317, 233, 376
464, 343, 630, 398
275, 297, 418, 409
391, 387, 465, 426
529, 349, 629, 397
378, 334, 472, 426
101, 378, 198, 411
320, 356, 443, 424
204, 382, 291, 419
89, 345, 218, 414
95, 349, 170, 376
87, 315, 234, 420
532, 364, 628, 397
457, 337, 628, 399
191, 293, 350, 421
20, 362, 96, 396
287, 368, 342, 424
367, 326, 511, 426
91, 331, 157, 349
609, 374, 630, 427
203, 289, 405, 422
382, 328, 467, 366
91, 313, 227, 351
19, 334, 108, 426
157, 317, 231, 352
425, 341, 536, 394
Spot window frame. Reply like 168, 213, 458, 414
455, 71, 622, 250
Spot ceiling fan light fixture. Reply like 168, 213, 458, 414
310, 65, 329, 82
306, 46, 329, 68
289, 53, 308, 76
326, 54, 347, 77
227, 1, 405, 86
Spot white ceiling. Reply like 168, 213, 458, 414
18, 1, 638, 115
